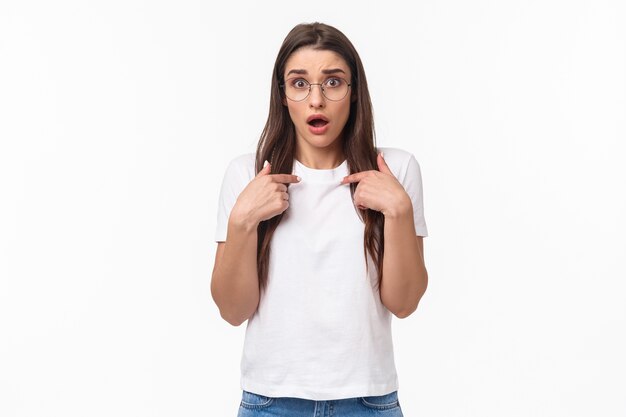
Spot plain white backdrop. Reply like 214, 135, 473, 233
1, 1, 625, 416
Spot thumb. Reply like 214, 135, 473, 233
257, 160, 271, 176
377, 152, 393, 175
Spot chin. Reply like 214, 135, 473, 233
308, 136, 339, 148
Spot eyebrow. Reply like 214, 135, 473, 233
286, 68, 346, 76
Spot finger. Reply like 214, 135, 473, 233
377, 152, 393, 175
341, 171, 371, 184
256, 160, 271, 177
270, 173, 301, 184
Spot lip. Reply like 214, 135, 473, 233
308, 122, 330, 135
306, 114, 329, 123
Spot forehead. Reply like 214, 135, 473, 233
284, 47, 350, 78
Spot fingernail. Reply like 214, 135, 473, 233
297, 176, 301, 181
263, 160, 269, 168
381, 152, 384, 158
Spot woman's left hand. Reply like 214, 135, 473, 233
340, 152, 412, 217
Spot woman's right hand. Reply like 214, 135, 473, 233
230, 160, 301, 227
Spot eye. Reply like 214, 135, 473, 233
290, 78, 309, 89
324, 77, 343, 88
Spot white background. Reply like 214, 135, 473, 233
1, 1, 625, 416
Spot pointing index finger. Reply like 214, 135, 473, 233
270, 174, 301, 184
341, 171, 368, 184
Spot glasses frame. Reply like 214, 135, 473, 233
280, 76, 352, 102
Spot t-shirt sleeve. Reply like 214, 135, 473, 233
214, 156, 252, 242
399, 154, 429, 237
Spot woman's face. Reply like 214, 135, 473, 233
282, 47, 353, 155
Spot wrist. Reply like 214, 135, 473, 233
229, 207, 259, 234
382, 198, 413, 220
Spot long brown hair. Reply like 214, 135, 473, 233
255, 22, 384, 294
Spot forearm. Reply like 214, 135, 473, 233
380, 204, 428, 318
211, 213, 260, 326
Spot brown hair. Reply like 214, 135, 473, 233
255, 22, 384, 294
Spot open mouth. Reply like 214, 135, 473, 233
307, 118, 329, 127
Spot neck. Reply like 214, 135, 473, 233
295, 139, 345, 169
295, 150, 345, 170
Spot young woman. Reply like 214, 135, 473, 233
211, 22, 428, 416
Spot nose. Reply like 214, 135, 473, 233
308, 84, 325, 108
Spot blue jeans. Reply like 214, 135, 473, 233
237, 389, 404, 416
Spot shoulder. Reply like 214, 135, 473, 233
223, 152, 256, 181
377, 146, 413, 163
376, 146, 422, 179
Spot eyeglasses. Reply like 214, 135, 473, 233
281, 77, 352, 102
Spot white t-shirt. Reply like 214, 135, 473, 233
214, 146, 428, 401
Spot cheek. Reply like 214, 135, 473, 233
286, 103, 304, 123
337, 103, 351, 125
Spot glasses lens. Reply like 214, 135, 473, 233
322, 78, 349, 101
284, 78, 310, 101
